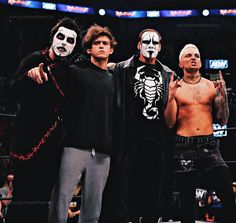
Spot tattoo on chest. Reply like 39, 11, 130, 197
190, 86, 201, 101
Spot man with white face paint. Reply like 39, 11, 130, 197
27, 20, 78, 84
106, 29, 175, 223
139, 31, 160, 59
5, 17, 79, 223
51, 26, 77, 58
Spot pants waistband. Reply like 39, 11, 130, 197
174, 134, 215, 144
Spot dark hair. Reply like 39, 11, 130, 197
138, 28, 162, 43
49, 17, 80, 45
82, 24, 117, 50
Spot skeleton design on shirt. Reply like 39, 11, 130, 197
134, 65, 163, 120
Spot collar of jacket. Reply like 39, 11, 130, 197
122, 54, 173, 74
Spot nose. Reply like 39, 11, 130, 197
61, 38, 68, 46
99, 42, 105, 47
148, 42, 155, 49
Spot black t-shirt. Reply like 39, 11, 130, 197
64, 61, 115, 154
132, 60, 164, 141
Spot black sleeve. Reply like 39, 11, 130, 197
6, 51, 44, 102
63, 65, 82, 134
113, 63, 124, 114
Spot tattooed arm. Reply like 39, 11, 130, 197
213, 71, 229, 126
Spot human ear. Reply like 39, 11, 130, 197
87, 49, 91, 54
109, 48, 114, 55
137, 42, 141, 50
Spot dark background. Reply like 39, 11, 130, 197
1, 1, 236, 180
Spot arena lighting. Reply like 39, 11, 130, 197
205, 59, 229, 70
42, 2, 56, 10
7, 0, 42, 8
2, 1, 236, 18
160, 9, 199, 17
146, 10, 160, 18
202, 9, 210, 16
56, 3, 94, 14
219, 9, 236, 16
106, 10, 146, 18
98, 8, 106, 16
208, 9, 236, 16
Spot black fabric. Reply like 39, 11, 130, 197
6, 202, 49, 223
7, 49, 66, 156
132, 61, 164, 141
5, 48, 67, 223
99, 54, 175, 223
63, 61, 116, 155
176, 166, 236, 223
113, 54, 173, 157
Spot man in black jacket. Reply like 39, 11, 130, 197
5, 17, 79, 223
109, 29, 174, 223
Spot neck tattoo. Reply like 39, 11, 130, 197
182, 76, 201, 84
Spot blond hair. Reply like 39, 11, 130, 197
179, 44, 200, 61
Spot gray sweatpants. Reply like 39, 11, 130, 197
48, 147, 110, 223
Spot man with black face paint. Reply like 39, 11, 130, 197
106, 29, 175, 223
5, 17, 79, 223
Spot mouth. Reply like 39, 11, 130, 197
57, 47, 66, 52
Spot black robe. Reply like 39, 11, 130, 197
5, 48, 67, 223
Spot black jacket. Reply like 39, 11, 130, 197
112, 54, 173, 158
7, 48, 67, 160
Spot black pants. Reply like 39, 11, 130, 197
5, 144, 62, 223
176, 166, 236, 223
99, 138, 171, 223
127, 140, 164, 223
174, 135, 236, 223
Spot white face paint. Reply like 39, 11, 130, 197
140, 31, 160, 59
51, 26, 77, 57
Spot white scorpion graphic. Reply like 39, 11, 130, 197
134, 65, 163, 120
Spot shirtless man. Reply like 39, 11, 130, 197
165, 44, 236, 223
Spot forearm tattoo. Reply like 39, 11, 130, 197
214, 81, 229, 125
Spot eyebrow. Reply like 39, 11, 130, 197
93, 40, 110, 44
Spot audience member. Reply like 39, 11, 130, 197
0, 173, 14, 222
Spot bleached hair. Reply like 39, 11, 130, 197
179, 44, 200, 61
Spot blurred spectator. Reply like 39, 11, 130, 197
67, 183, 81, 223
205, 190, 222, 222
0, 200, 4, 223
232, 182, 236, 203
0, 173, 14, 222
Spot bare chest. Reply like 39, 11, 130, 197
176, 84, 214, 106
